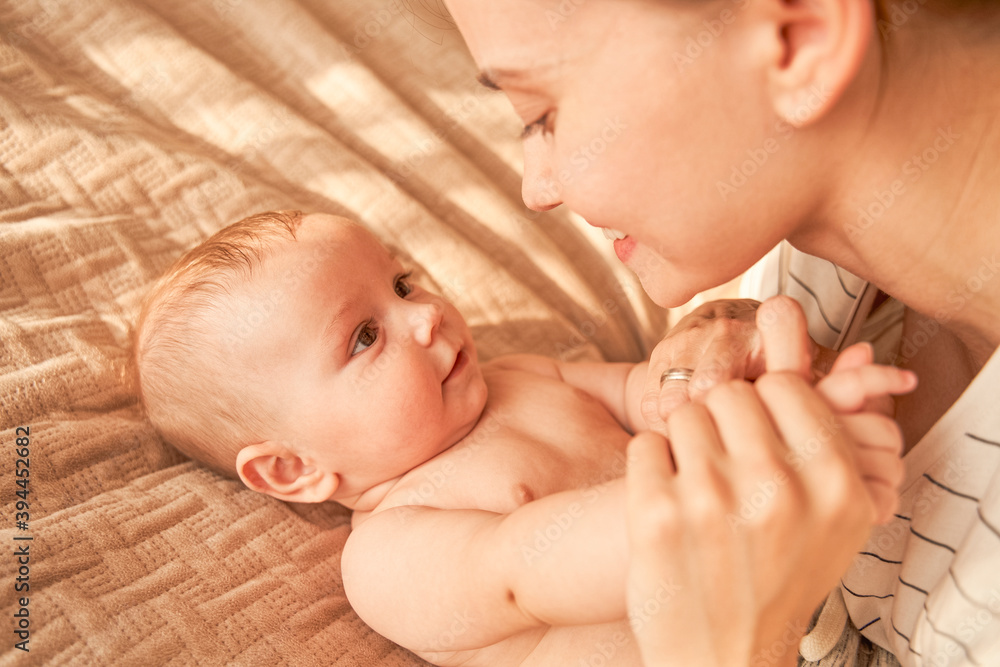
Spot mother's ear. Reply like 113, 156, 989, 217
236, 442, 339, 503
753, 0, 875, 127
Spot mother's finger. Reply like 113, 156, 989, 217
839, 413, 905, 455
753, 373, 872, 514
642, 338, 698, 433
626, 431, 678, 547
704, 380, 792, 482
626, 431, 675, 498
854, 445, 904, 488
757, 296, 812, 379
657, 369, 695, 423
667, 402, 726, 476
843, 414, 904, 524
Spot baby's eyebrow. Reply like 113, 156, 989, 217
321, 300, 355, 352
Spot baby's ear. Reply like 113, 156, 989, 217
236, 442, 339, 503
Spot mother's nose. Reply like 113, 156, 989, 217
521, 135, 562, 212
408, 301, 444, 346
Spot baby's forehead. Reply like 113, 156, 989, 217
217, 218, 405, 357
268, 217, 403, 297
299, 213, 393, 257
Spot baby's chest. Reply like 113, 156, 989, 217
396, 373, 632, 514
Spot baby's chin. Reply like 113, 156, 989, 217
453, 367, 489, 438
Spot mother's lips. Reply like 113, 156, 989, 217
613, 236, 636, 263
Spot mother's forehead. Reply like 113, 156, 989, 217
445, 0, 613, 73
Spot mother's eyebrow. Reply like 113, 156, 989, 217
476, 71, 503, 91
477, 63, 560, 92
476, 67, 535, 91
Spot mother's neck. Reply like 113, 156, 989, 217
796, 22, 1000, 367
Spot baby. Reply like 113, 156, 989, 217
135, 210, 911, 667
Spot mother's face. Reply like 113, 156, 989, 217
446, 0, 813, 308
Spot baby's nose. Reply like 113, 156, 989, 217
410, 301, 443, 346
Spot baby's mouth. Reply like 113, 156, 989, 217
444, 349, 468, 384
602, 227, 628, 241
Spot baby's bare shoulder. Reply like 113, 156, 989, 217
485, 353, 562, 379
363, 445, 538, 522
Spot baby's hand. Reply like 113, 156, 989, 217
815, 342, 918, 524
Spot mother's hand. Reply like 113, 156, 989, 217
641, 299, 764, 435
626, 297, 901, 667
641, 298, 838, 435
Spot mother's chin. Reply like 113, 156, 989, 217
621, 242, 707, 310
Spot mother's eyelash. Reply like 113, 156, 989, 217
520, 113, 550, 139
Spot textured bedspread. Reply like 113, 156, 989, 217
0, 1, 669, 664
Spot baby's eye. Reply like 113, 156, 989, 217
352, 320, 378, 356
394, 272, 413, 298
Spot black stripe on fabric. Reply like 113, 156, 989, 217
978, 507, 1000, 539
831, 264, 858, 299
966, 433, 1000, 448
910, 526, 957, 553
788, 270, 843, 334
890, 619, 920, 656
859, 551, 903, 565
898, 576, 929, 596
923, 473, 980, 502
858, 617, 880, 632
841, 580, 895, 600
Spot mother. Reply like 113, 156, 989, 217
442, 0, 1000, 665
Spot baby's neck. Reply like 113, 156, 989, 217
338, 477, 407, 513
336, 404, 491, 512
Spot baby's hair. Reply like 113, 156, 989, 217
133, 210, 304, 478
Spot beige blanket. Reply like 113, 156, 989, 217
0, 1, 679, 664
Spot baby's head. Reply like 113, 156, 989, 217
136, 211, 487, 507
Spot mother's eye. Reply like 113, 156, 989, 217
394, 272, 413, 298
521, 111, 555, 139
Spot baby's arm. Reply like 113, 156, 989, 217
342, 480, 628, 657
491, 354, 648, 433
